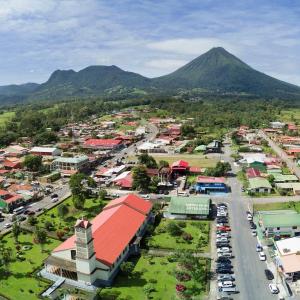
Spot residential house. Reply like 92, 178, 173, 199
30, 147, 61, 157
83, 139, 123, 151
51, 156, 90, 173
248, 177, 272, 194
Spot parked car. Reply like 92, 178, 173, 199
216, 237, 229, 243
216, 257, 232, 264
4, 223, 12, 229
264, 269, 274, 280
217, 274, 235, 281
250, 222, 257, 229
217, 247, 231, 253
216, 268, 234, 274
256, 244, 263, 252
217, 252, 232, 258
218, 281, 234, 288
251, 230, 257, 236
217, 263, 233, 269
216, 243, 231, 249
268, 283, 279, 294
217, 226, 231, 231
259, 251, 266, 261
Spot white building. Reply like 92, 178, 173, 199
44, 194, 153, 286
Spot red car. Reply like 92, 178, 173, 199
217, 226, 231, 231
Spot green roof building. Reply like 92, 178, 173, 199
259, 210, 300, 237
194, 145, 207, 152
51, 155, 89, 172
165, 196, 211, 220
248, 177, 272, 194
272, 173, 299, 183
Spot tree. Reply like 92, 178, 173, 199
148, 176, 159, 193
205, 161, 231, 177
0, 246, 13, 275
34, 227, 47, 252
33, 131, 58, 145
57, 204, 69, 219
159, 160, 169, 168
23, 155, 43, 172
72, 193, 86, 209
166, 222, 182, 236
12, 222, 21, 243
132, 165, 151, 191
138, 153, 158, 168
181, 124, 196, 138
27, 215, 37, 226
120, 261, 135, 277
98, 189, 107, 201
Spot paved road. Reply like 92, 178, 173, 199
212, 143, 277, 300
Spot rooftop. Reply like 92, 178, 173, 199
168, 196, 210, 215
53, 156, 89, 164
260, 211, 300, 228
248, 177, 272, 189
197, 176, 225, 184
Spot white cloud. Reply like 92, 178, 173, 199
145, 59, 187, 70
147, 38, 238, 55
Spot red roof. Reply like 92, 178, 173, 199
189, 166, 202, 173
171, 160, 189, 169
287, 148, 300, 154
5, 194, 23, 204
84, 139, 122, 147
53, 194, 152, 266
288, 123, 298, 130
0, 189, 10, 196
246, 168, 261, 178
114, 174, 133, 189
103, 194, 152, 215
197, 176, 225, 183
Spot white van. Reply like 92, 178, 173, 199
219, 287, 237, 294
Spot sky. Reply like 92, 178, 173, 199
1, 0, 300, 85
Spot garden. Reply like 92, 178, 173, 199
35, 196, 107, 240
0, 231, 60, 300
99, 252, 210, 300
148, 219, 210, 252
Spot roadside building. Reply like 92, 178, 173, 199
113, 171, 133, 190
275, 182, 300, 195
258, 210, 300, 237
164, 196, 211, 219
246, 168, 261, 178
248, 177, 272, 194
205, 140, 222, 153
195, 176, 228, 194
30, 146, 61, 157
171, 160, 189, 175
43, 194, 153, 286
275, 237, 300, 281
83, 139, 123, 151
272, 174, 299, 183
51, 156, 89, 172
4, 145, 28, 157
270, 121, 286, 129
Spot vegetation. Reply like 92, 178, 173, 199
205, 161, 231, 177
148, 219, 210, 252
23, 155, 43, 172
0, 231, 60, 300
254, 201, 300, 212
137, 153, 158, 168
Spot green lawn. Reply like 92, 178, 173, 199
128, 154, 218, 168
0, 231, 60, 300
253, 201, 300, 212
100, 255, 177, 300
280, 109, 300, 123
149, 219, 210, 252
0, 111, 15, 127
37, 196, 106, 235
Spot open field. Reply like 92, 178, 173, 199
100, 255, 177, 300
280, 109, 300, 123
253, 200, 300, 212
37, 196, 107, 234
149, 219, 210, 252
129, 154, 218, 168
0, 111, 15, 127
0, 231, 60, 300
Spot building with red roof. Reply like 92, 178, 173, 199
83, 139, 123, 151
246, 168, 261, 178
44, 194, 153, 286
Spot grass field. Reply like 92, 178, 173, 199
253, 200, 300, 212
100, 255, 177, 300
0, 111, 15, 127
280, 109, 300, 123
149, 219, 210, 252
129, 154, 218, 168
0, 232, 60, 300
37, 196, 107, 234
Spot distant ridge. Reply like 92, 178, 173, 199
1, 47, 300, 101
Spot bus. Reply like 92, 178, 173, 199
13, 206, 25, 215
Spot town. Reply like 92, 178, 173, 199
1, 103, 300, 300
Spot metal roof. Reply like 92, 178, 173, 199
261, 211, 300, 228
248, 177, 272, 189
168, 196, 210, 215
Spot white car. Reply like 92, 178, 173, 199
51, 198, 58, 203
218, 281, 234, 288
256, 244, 263, 252
252, 230, 257, 236
247, 215, 253, 221
216, 237, 228, 243
217, 247, 230, 253
259, 251, 266, 261
4, 223, 12, 229
268, 283, 279, 294
217, 252, 232, 258
217, 233, 230, 239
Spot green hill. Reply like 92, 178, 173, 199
1, 47, 300, 101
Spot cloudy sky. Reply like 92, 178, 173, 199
1, 0, 300, 85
